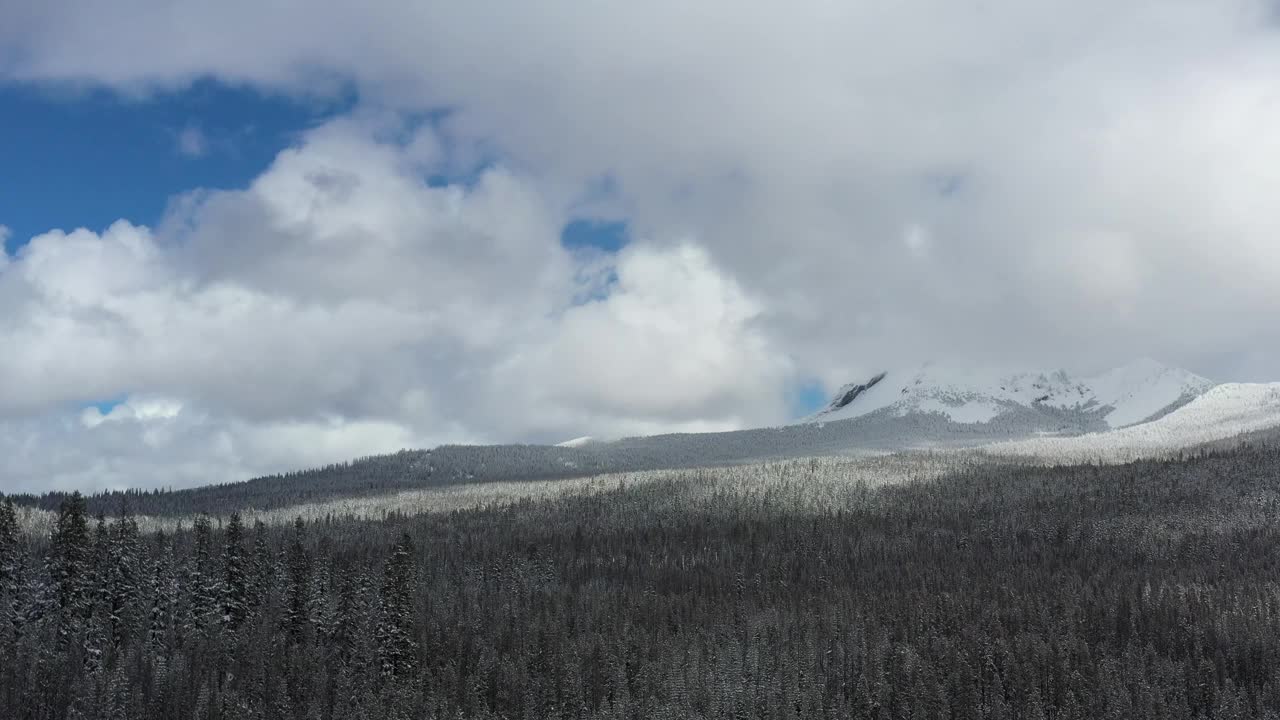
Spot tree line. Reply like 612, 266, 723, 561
4, 442, 1280, 718
6, 401, 1128, 520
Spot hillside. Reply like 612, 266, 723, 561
10, 361, 1276, 520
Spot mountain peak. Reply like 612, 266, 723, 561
1085, 360, 1213, 427
807, 360, 1214, 428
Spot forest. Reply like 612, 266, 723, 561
5, 403, 1112, 519
4, 441, 1280, 718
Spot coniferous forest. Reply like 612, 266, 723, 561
5, 444, 1280, 718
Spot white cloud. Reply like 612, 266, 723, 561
0, 117, 790, 491
81, 396, 182, 429
4, 1, 1280, 487
175, 123, 207, 157
494, 243, 791, 434
3, 397, 428, 494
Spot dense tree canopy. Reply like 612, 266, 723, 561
3, 443, 1280, 718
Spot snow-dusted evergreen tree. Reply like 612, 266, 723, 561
283, 518, 312, 642
103, 512, 142, 646
103, 662, 133, 720
308, 556, 333, 642
80, 526, 111, 671
46, 493, 93, 645
187, 516, 220, 633
221, 512, 248, 630
147, 531, 177, 653
0, 498, 19, 649
376, 533, 418, 680
0, 498, 18, 592
247, 520, 274, 616
331, 570, 369, 664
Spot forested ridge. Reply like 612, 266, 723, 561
4, 444, 1280, 717
5, 404, 1122, 519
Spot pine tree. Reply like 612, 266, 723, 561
284, 518, 312, 642
7, 546, 39, 642
331, 573, 359, 659
222, 512, 249, 630
77, 516, 115, 672
247, 520, 274, 615
104, 662, 132, 720
0, 499, 19, 653
376, 533, 418, 679
950, 653, 981, 720
148, 532, 177, 653
337, 570, 377, 688
47, 493, 93, 645
104, 511, 142, 646
308, 557, 333, 641
188, 516, 220, 632
193, 681, 213, 720
0, 498, 18, 592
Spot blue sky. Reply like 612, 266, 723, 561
561, 219, 628, 253
1, 81, 644, 260
790, 380, 829, 418
0, 81, 354, 255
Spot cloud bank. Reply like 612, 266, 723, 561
2, 0, 1280, 490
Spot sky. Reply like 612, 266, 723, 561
1, 0, 1279, 493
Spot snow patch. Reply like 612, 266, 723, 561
914, 397, 1004, 424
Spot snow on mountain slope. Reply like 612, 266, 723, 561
805, 360, 1213, 429
1087, 358, 1215, 427
989, 383, 1280, 462
541, 361, 1227, 469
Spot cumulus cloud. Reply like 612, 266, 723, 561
0, 117, 788, 491
3, 0, 1280, 488
493, 243, 791, 436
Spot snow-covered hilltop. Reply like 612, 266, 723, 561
805, 359, 1214, 430
992, 382, 1280, 462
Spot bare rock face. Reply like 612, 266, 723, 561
826, 372, 887, 412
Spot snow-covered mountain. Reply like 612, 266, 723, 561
805, 359, 1214, 430
538, 360, 1271, 472
992, 382, 1280, 462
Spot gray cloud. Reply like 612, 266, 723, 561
2, 0, 1280, 490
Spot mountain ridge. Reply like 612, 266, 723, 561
804, 359, 1214, 429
